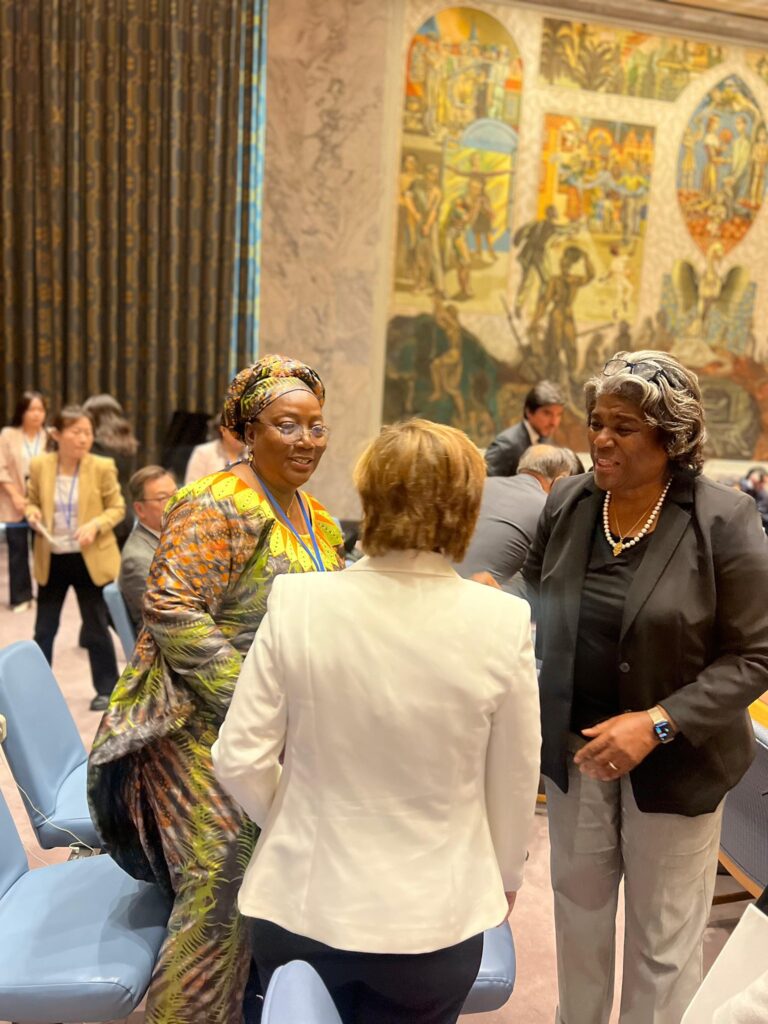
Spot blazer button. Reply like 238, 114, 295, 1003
619, 662, 630, 673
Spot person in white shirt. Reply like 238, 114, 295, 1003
184, 413, 245, 483
118, 466, 177, 629
0, 390, 48, 611
213, 417, 541, 1024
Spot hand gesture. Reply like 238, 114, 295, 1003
75, 521, 98, 548
574, 712, 657, 782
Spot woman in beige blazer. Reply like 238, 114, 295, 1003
0, 390, 48, 610
213, 419, 541, 1024
26, 405, 125, 710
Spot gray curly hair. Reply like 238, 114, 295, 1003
584, 350, 707, 473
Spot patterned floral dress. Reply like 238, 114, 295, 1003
88, 470, 345, 1024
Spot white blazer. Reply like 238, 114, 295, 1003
212, 549, 541, 954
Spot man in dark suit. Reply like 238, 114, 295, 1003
118, 466, 177, 629
455, 444, 580, 591
485, 380, 564, 477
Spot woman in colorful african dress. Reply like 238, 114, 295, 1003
88, 355, 345, 1024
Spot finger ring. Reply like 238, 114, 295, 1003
608, 761, 619, 771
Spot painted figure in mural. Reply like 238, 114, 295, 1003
729, 115, 753, 200
429, 294, 466, 422
531, 246, 596, 382
423, 37, 444, 136
513, 206, 572, 318
466, 174, 496, 262
701, 115, 724, 197
599, 243, 634, 320
619, 159, 648, 239
680, 126, 701, 190
443, 193, 474, 300
671, 242, 751, 340
398, 154, 421, 283
406, 164, 445, 292
487, 45, 509, 119
447, 155, 512, 265
749, 125, 768, 206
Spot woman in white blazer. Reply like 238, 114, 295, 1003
213, 419, 541, 1024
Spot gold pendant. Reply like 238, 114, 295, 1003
613, 541, 623, 557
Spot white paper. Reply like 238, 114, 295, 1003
32, 521, 65, 550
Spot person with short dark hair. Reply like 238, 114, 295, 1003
456, 444, 581, 590
485, 380, 564, 477
25, 405, 124, 710
118, 466, 177, 629
83, 393, 140, 547
213, 418, 540, 1024
0, 390, 48, 611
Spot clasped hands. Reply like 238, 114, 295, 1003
574, 712, 659, 782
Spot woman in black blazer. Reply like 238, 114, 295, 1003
523, 350, 768, 1024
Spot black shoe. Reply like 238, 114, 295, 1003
90, 695, 110, 711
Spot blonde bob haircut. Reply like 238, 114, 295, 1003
354, 418, 486, 562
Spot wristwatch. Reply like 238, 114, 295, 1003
647, 705, 675, 744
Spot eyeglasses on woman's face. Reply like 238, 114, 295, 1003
261, 422, 330, 446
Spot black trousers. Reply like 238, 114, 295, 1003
250, 918, 484, 1024
34, 553, 118, 696
6, 522, 33, 606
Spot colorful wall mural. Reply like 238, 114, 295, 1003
539, 19, 723, 101
396, 8, 522, 313
385, 7, 768, 463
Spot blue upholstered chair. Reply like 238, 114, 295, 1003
462, 922, 517, 1013
103, 581, 137, 661
719, 717, 768, 896
0, 786, 170, 1023
262, 961, 342, 1024
0, 640, 101, 849
260, 923, 516, 1022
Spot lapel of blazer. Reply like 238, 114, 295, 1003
78, 454, 95, 524
619, 473, 693, 642
38, 453, 57, 528
10, 430, 24, 486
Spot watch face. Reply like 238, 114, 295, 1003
654, 721, 674, 744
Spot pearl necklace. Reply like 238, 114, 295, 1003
603, 478, 672, 557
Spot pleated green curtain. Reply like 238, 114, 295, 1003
0, 0, 267, 459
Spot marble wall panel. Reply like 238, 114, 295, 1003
260, 0, 406, 518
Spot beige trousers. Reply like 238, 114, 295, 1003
545, 755, 723, 1024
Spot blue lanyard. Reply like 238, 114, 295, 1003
255, 473, 326, 573
57, 465, 79, 534
23, 432, 42, 458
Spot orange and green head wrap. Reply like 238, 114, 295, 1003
222, 354, 325, 441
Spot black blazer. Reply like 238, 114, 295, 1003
485, 421, 532, 477
523, 471, 768, 816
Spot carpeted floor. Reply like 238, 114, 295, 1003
0, 539, 749, 1024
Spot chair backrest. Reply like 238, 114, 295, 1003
720, 719, 768, 892
462, 922, 517, 1014
262, 961, 342, 1024
0, 783, 30, 900
0, 641, 87, 825
103, 582, 137, 660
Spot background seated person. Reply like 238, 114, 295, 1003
484, 380, 564, 477
456, 444, 582, 592
118, 465, 177, 629
213, 418, 541, 1024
